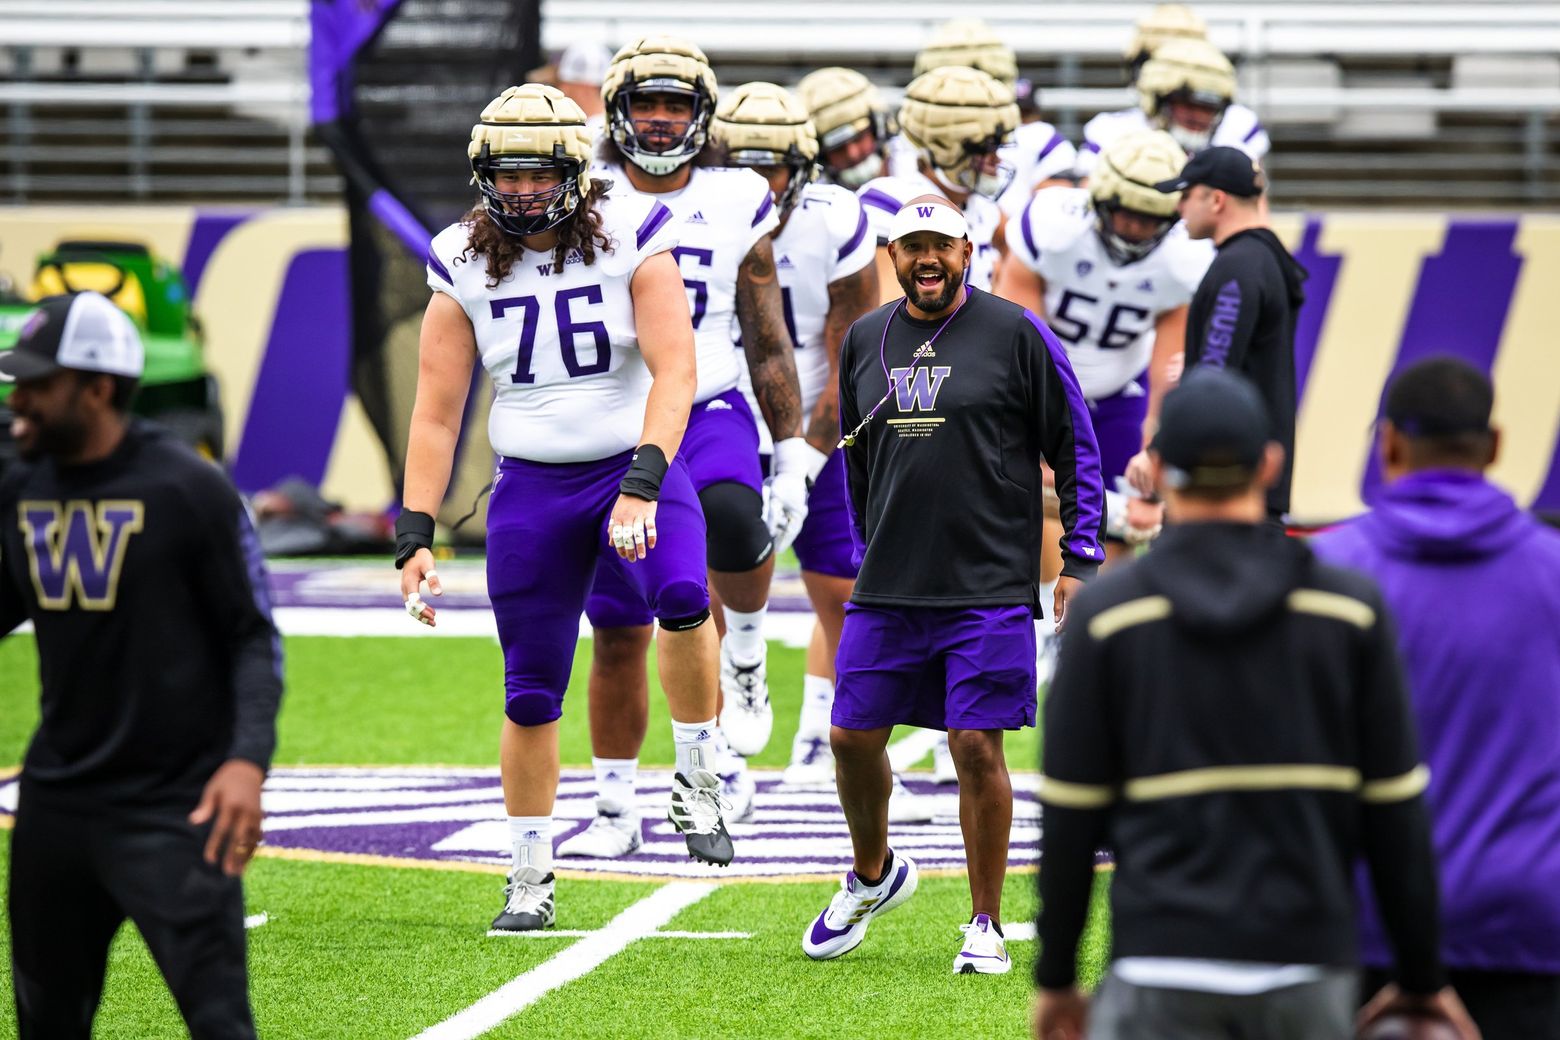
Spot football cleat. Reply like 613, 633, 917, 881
556, 798, 643, 859
931, 734, 959, 785
953, 913, 1012, 974
888, 773, 936, 823
490, 866, 555, 933
720, 639, 773, 756
719, 757, 757, 824
782, 732, 835, 787
668, 769, 735, 866
802, 850, 919, 960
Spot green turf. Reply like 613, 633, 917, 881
2, 635, 1041, 773
0, 835, 1111, 1040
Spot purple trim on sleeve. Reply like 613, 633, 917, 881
751, 191, 775, 228
636, 201, 674, 251
1242, 122, 1265, 144
1024, 310, 1105, 565
426, 248, 453, 286
1037, 131, 1065, 162
1082, 140, 1101, 154
837, 206, 870, 262
1020, 202, 1039, 261
859, 188, 901, 215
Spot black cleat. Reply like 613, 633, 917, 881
668, 769, 735, 867
490, 867, 555, 932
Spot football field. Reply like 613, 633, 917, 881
0, 569, 1112, 1039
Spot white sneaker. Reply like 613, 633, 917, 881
782, 731, 835, 787
931, 734, 958, 785
489, 866, 555, 933
720, 639, 772, 756
802, 850, 919, 960
668, 768, 734, 866
952, 913, 1012, 974
719, 757, 756, 823
556, 798, 642, 859
887, 773, 935, 823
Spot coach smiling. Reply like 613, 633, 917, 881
801, 195, 1104, 975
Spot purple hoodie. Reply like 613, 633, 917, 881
1313, 470, 1560, 973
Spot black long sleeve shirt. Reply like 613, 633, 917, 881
1185, 228, 1306, 520
0, 421, 283, 810
1036, 522, 1445, 995
839, 288, 1106, 609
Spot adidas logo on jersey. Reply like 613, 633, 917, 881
687, 211, 707, 225
534, 250, 585, 277
777, 255, 794, 269
1137, 279, 1154, 292
704, 399, 733, 411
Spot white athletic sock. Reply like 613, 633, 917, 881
672, 718, 719, 777
799, 674, 835, 736
722, 606, 767, 666
593, 757, 638, 814
508, 815, 553, 875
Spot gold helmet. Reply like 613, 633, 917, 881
913, 18, 1018, 89
898, 66, 1020, 201
468, 84, 595, 237
796, 67, 894, 188
712, 82, 819, 214
1137, 37, 1237, 153
601, 35, 719, 176
1089, 129, 1186, 264
1124, 4, 1209, 72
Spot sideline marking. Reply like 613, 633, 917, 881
486, 928, 750, 940
245, 912, 270, 930
411, 882, 717, 1040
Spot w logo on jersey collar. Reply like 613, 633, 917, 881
18, 499, 145, 610
891, 365, 952, 413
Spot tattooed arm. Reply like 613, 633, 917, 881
809, 262, 880, 454
735, 235, 805, 442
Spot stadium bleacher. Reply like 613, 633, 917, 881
2, 0, 1557, 206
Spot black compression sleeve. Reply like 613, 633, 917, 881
619, 444, 669, 501
394, 510, 435, 569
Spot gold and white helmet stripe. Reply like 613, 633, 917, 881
913, 18, 1019, 89
898, 66, 1020, 200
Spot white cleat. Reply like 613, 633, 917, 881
720, 639, 773, 756
888, 773, 935, 823
953, 914, 1012, 974
931, 734, 959, 785
782, 732, 835, 788
490, 866, 555, 933
556, 798, 643, 859
668, 768, 735, 866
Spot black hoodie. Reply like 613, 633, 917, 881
1185, 228, 1308, 519
1036, 522, 1446, 995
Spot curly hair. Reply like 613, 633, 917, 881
460, 177, 616, 288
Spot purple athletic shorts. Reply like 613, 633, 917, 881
1088, 373, 1149, 486
584, 387, 762, 628
487, 450, 708, 726
792, 448, 857, 579
833, 603, 1038, 731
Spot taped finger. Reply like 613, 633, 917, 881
406, 593, 428, 622
644, 517, 658, 547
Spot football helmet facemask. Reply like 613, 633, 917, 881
468, 84, 595, 237
601, 35, 719, 177
1089, 129, 1186, 265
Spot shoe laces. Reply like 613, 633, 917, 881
671, 772, 731, 835
958, 918, 1007, 957
502, 871, 552, 916
825, 869, 889, 929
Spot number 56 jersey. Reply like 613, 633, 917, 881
425, 192, 678, 464
1007, 186, 1213, 400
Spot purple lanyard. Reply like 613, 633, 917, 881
838, 296, 967, 448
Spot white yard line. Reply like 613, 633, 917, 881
244, 912, 269, 930
410, 882, 717, 1040
270, 608, 817, 646
486, 928, 750, 940
887, 729, 943, 771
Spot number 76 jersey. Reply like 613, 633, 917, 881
425, 192, 678, 464
1007, 186, 1213, 400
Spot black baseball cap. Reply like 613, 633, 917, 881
1382, 356, 1493, 438
1152, 368, 1271, 489
1153, 146, 1266, 198
0, 291, 144, 383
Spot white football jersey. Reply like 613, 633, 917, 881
736, 183, 876, 452
1007, 186, 1213, 399
887, 123, 1077, 220
858, 171, 1004, 291
602, 163, 780, 403
425, 191, 678, 463
1074, 103, 1269, 177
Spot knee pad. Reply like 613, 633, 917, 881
699, 481, 773, 572
658, 605, 711, 632
504, 689, 564, 727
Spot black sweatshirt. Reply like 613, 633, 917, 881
1037, 522, 1445, 994
1185, 228, 1306, 519
0, 422, 283, 810
839, 288, 1106, 608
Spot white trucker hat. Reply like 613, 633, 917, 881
887, 198, 969, 243
0, 291, 144, 381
